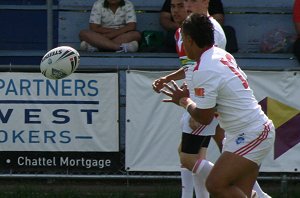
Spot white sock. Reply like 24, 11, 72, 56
253, 181, 267, 197
192, 173, 209, 198
192, 159, 214, 198
192, 159, 214, 180
180, 167, 194, 198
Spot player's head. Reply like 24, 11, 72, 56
171, 0, 187, 25
181, 13, 214, 59
184, 0, 209, 16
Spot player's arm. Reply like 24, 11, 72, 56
152, 67, 186, 93
161, 80, 215, 125
165, 67, 186, 81
181, 97, 215, 125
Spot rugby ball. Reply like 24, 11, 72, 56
40, 46, 80, 80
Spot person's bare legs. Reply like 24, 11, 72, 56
206, 151, 259, 198
112, 31, 141, 44
211, 126, 268, 197
178, 144, 194, 198
79, 30, 120, 50
79, 30, 141, 51
180, 148, 210, 198
180, 148, 207, 171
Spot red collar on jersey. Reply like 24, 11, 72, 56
193, 45, 214, 71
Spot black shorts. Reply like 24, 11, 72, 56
181, 132, 212, 154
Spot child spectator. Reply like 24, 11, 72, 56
79, 0, 141, 52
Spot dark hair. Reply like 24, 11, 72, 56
103, 0, 125, 8
182, 13, 214, 48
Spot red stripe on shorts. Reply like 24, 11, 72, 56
234, 123, 271, 156
192, 125, 206, 135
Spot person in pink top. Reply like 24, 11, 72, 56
293, 0, 300, 63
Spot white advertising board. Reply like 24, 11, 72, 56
126, 70, 300, 172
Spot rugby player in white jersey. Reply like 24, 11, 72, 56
160, 13, 275, 198
153, 0, 226, 197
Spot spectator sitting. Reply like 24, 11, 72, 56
293, 0, 300, 63
79, 0, 141, 52
160, 0, 224, 52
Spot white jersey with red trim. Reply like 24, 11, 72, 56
180, 65, 218, 135
191, 46, 270, 134
210, 17, 226, 50
175, 17, 226, 135
175, 16, 226, 66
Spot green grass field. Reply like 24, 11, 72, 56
0, 178, 299, 198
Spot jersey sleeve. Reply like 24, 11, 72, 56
192, 70, 221, 109
89, 1, 102, 25
124, 1, 137, 23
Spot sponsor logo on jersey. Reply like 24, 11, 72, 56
194, 87, 205, 97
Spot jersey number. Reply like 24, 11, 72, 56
220, 54, 249, 89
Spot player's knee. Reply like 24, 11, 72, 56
79, 29, 89, 40
206, 187, 224, 197
206, 174, 225, 196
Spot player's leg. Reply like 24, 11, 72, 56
207, 123, 275, 197
253, 180, 272, 198
180, 133, 212, 198
180, 134, 211, 171
192, 149, 213, 198
192, 170, 210, 198
206, 151, 259, 198
182, 117, 216, 171
213, 125, 269, 197
178, 143, 194, 198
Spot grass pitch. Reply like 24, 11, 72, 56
0, 178, 299, 197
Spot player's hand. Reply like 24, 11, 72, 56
161, 80, 189, 105
152, 77, 169, 93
